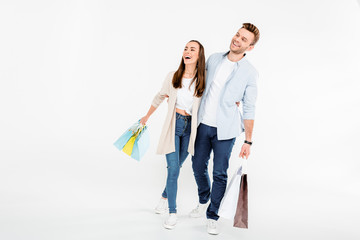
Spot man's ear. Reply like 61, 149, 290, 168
247, 45, 255, 52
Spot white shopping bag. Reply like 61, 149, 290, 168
218, 166, 243, 219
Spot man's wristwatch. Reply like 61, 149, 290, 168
244, 140, 252, 145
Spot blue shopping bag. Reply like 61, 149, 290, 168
113, 121, 141, 151
131, 126, 150, 161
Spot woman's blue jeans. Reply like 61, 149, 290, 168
161, 113, 191, 213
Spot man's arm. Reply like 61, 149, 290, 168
239, 71, 258, 159
239, 119, 254, 159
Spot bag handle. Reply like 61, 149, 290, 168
130, 120, 146, 134
135, 125, 147, 138
241, 158, 248, 174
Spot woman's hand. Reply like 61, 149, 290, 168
140, 115, 149, 125
140, 105, 157, 125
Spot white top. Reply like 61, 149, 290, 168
201, 56, 236, 127
176, 78, 195, 115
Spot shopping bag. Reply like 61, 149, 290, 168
131, 126, 150, 161
122, 135, 136, 156
219, 166, 243, 219
234, 174, 248, 228
113, 121, 141, 151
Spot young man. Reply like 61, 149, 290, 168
190, 23, 260, 235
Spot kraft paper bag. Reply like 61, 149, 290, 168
233, 174, 248, 228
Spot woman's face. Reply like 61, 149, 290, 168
183, 41, 200, 65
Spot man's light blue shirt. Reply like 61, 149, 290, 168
198, 52, 258, 140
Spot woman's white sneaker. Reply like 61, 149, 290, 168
189, 202, 209, 218
155, 198, 168, 214
163, 213, 177, 229
207, 219, 220, 235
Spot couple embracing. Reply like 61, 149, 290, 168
140, 23, 260, 235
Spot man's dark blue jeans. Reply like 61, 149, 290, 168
192, 123, 235, 220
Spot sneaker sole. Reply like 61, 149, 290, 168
155, 208, 169, 214
208, 231, 219, 235
163, 223, 176, 229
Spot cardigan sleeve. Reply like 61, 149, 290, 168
151, 72, 172, 108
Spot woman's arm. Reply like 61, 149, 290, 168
140, 105, 156, 125
140, 94, 169, 125
140, 73, 172, 125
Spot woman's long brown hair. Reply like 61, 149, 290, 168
172, 40, 205, 97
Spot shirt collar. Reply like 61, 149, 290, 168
222, 51, 247, 66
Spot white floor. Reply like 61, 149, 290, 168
1, 153, 359, 240
1, 193, 359, 240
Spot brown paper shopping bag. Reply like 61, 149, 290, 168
233, 174, 248, 228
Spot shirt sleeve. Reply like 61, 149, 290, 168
205, 53, 215, 71
242, 72, 258, 120
151, 72, 172, 108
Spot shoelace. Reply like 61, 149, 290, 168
193, 204, 202, 212
157, 200, 166, 209
167, 214, 177, 223
209, 220, 217, 228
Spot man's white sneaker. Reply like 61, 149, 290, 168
155, 198, 168, 214
189, 202, 209, 218
163, 213, 177, 229
207, 219, 220, 235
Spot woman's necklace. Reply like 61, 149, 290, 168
183, 71, 195, 79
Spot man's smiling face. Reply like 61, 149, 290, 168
230, 28, 255, 54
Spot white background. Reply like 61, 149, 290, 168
1, 0, 360, 239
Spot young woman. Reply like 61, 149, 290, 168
140, 40, 205, 229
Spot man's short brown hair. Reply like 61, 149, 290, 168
242, 23, 260, 46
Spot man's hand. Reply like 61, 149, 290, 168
239, 143, 251, 159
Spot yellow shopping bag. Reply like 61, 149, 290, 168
122, 135, 136, 156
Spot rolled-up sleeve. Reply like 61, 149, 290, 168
242, 72, 258, 120
151, 72, 172, 108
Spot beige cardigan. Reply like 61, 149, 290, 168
151, 71, 202, 156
